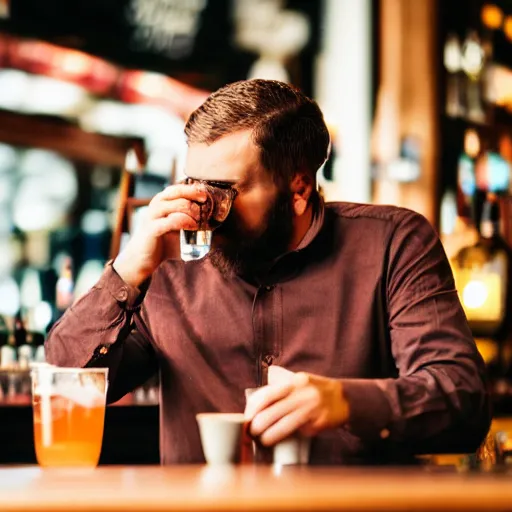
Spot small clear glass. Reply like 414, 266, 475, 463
30, 364, 108, 468
180, 179, 237, 261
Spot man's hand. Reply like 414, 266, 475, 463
244, 371, 350, 446
113, 182, 207, 288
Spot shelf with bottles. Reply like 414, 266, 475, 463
441, 60, 512, 129
441, 1, 512, 126
439, 116, 512, 255
439, 3, 512, 216
439, 1, 512, 407
443, 28, 491, 127
445, 188, 512, 413
0, 367, 159, 408
0, 138, 168, 408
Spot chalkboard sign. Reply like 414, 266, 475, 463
0, 0, 321, 93
0, 0, 239, 88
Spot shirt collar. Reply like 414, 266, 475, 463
294, 193, 325, 252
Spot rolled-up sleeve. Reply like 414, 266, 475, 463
345, 210, 491, 454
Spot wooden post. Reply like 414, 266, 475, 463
372, 0, 439, 226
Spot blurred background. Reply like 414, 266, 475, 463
1, 0, 512, 463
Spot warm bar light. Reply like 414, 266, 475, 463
481, 4, 504, 30
455, 271, 504, 323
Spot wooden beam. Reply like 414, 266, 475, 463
0, 109, 143, 167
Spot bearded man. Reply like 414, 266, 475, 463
46, 79, 490, 465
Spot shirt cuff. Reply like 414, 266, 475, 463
342, 379, 393, 440
96, 261, 148, 309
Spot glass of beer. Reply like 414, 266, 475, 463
30, 364, 108, 468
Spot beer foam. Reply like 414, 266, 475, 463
36, 382, 104, 408
59, 382, 104, 408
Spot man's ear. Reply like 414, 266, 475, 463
290, 172, 314, 216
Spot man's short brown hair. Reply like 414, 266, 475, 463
185, 79, 330, 185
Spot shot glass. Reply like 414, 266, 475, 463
196, 413, 246, 465
180, 179, 237, 261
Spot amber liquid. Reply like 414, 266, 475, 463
33, 395, 105, 467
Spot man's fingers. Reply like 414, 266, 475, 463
259, 408, 309, 446
249, 392, 302, 438
151, 214, 197, 237
149, 198, 200, 221
157, 184, 207, 202
244, 382, 294, 422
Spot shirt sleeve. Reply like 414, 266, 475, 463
44, 261, 158, 404
342, 210, 491, 454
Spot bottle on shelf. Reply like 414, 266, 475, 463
14, 309, 33, 369
444, 33, 464, 118
22, 327, 45, 367
33, 337, 46, 364
55, 255, 74, 312
0, 333, 18, 402
451, 193, 512, 406
456, 128, 481, 221
0, 333, 17, 369
0, 315, 8, 352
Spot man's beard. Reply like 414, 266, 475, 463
207, 190, 294, 278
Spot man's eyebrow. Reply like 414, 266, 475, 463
185, 176, 240, 189
205, 180, 237, 188
185, 175, 237, 184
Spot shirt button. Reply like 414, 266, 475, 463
117, 287, 128, 302
265, 285, 273, 291
263, 354, 274, 366
380, 428, 390, 439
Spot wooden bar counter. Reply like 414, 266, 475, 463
0, 465, 511, 512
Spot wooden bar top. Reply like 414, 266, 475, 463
0, 465, 511, 512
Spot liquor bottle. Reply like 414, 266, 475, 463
444, 34, 464, 117
456, 129, 479, 221
0, 333, 17, 369
14, 310, 32, 369
24, 322, 45, 366
33, 333, 46, 364
451, 193, 512, 401
460, 31, 486, 124
55, 255, 74, 312
0, 333, 18, 402
0, 315, 8, 349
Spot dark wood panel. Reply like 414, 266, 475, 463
0, 109, 143, 166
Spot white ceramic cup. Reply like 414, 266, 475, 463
196, 413, 245, 465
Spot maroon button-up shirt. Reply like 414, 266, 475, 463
45, 200, 491, 464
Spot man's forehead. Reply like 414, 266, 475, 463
185, 130, 261, 182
